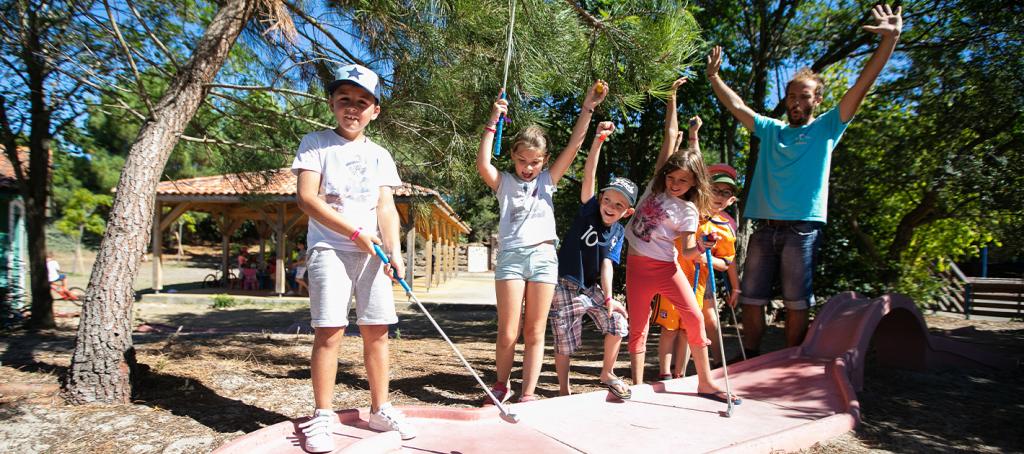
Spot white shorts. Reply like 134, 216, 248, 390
306, 247, 398, 328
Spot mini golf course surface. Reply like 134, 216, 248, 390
214, 292, 1010, 453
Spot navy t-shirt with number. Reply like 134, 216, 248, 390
557, 197, 625, 288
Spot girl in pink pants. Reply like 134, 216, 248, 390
621, 77, 740, 404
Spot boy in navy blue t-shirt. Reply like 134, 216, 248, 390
549, 121, 638, 399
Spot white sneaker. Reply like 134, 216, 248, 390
368, 402, 417, 440
298, 409, 336, 453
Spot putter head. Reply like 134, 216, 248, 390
718, 409, 733, 418
499, 411, 520, 424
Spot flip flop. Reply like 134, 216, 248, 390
602, 378, 632, 400
697, 391, 742, 405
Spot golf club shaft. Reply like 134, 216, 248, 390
728, 303, 746, 361
706, 248, 734, 415
372, 245, 517, 419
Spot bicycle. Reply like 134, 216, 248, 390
203, 269, 238, 288
51, 282, 86, 307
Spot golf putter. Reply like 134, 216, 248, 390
726, 292, 746, 361
372, 245, 520, 424
705, 245, 736, 418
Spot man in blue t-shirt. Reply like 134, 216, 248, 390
706, 5, 903, 357
550, 122, 637, 400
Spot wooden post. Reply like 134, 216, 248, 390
257, 225, 267, 269
437, 222, 445, 284
450, 225, 458, 277
433, 221, 442, 287
451, 227, 459, 278
443, 223, 452, 283
152, 202, 163, 293
218, 213, 244, 288
405, 215, 416, 286
424, 218, 434, 291
221, 217, 231, 287
275, 205, 286, 295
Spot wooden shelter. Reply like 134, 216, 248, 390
153, 168, 470, 295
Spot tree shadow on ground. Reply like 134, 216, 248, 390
0, 328, 75, 377
394, 310, 498, 342
1, 327, 290, 434
854, 357, 1024, 453
133, 366, 290, 434
139, 307, 311, 332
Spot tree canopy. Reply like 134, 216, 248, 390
1, 0, 1020, 400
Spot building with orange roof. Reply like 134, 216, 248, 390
151, 168, 471, 295
1, 146, 28, 298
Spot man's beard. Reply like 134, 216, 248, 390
788, 105, 814, 126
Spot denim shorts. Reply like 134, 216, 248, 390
740, 221, 824, 310
494, 243, 558, 284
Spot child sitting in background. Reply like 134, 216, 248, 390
242, 262, 259, 290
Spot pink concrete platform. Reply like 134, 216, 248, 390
214, 292, 1010, 453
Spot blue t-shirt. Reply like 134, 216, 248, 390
557, 197, 625, 288
745, 108, 850, 222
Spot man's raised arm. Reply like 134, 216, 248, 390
839, 4, 903, 123
707, 46, 757, 131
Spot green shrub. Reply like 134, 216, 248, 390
212, 294, 236, 309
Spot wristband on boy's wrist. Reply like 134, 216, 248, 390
484, 126, 497, 133
350, 227, 363, 241
605, 295, 613, 304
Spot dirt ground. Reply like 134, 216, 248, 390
1, 300, 1022, 453
1, 249, 1022, 453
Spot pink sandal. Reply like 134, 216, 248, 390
482, 384, 514, 407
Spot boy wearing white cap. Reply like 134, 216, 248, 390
548, 121, 637, 400
292, 64, 415, 451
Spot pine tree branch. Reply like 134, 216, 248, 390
207, 90, 333, 129
205, 83, 321, 101
124, 0, 180, 70
282, 0, 367, 67
101, 0, 155, 115
179, 134, 290, 154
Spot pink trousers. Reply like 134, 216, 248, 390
626, 255, 710, 354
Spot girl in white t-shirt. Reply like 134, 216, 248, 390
476, 80, 607, 404
622, 77, 740, 404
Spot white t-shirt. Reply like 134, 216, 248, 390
496, 170, 558, 251
624, 183, 699, 262
46, 258, 61, 282
291, 130, 402, 252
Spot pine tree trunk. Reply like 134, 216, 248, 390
23, 177, 52, 329
63, 0, 258, 404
